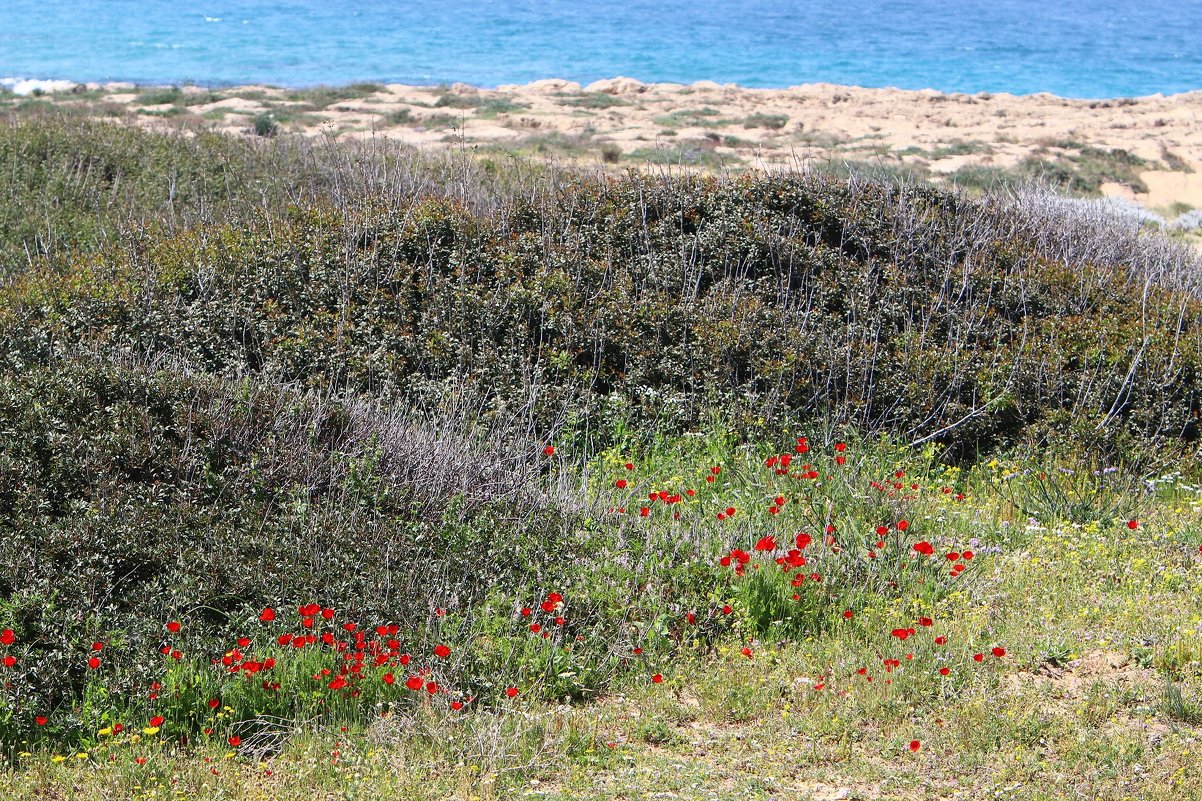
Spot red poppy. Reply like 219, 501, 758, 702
651, 673, 663, 683
722, 605, 732, 615
625, 462, 634, 471
259, 608, 276, 623
1, 656, 15, 667
615, 479, 628, 489
87, 656, 101, 669
426, 681, 439, 694
740, 647, 753, 659
639, 507, 650, 517
405, 676, 424, 691
383, 673, 395, 685
505, 687, 519, 698
228, 736, 241, 747
795, 532, 812, 549
166, 621, 181, 633
0, 629, 13, 645
35, 716, 48, 726
543, 446, 555, 456
973, 653, 984, 662
909, 740, 920, 752
897, 520, 909, 532
843, 610, 854, 619
1127, 519, 1138, 530
433, 644, 451, 658
834, 442, 847, 452
939, 667, 950, 676
754, 535, 777, 551
91, 642, 104, 652
934, 636, 948, 645
450, 700, 464, 710
917, 617, 933, 627
149, 716, 164, 727
207, 698, 220, 709
725, 507, 736, 517
991, 647, 1006, 658
912, 541, 934, 556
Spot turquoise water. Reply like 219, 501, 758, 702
2, 1, 1200, 98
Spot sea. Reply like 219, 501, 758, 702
1, 0, 1200, 98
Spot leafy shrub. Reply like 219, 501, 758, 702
252, 112, 279, 137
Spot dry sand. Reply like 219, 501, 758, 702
23, 77, 1202, 221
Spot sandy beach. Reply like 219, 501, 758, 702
13, 76, 1202, 223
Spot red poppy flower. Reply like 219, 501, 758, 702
754, 535, 777, 551
149, 716, 164, 727
624, 462, 634, 471
166, 621, 181, 633
639, 507, 650, 517
834, 442, 847, 452
450, 700, 464, 710
909, 740, 920, 752
0, 629, 13, 645
917, 617, 933, 627
934, 636, 948, 645
505, 687, 519, 698
259, 608, 276, 623
87, 656, 101, 669
615, 479, 628, 489
651, 673, 663, 683
939, 667, 950, 676
207, 698, 220, 709
1, 655, 15, 667
406, 676, 424, 691
740, 647, 753, 659
973, 653, 984, 662
35, 715, 48, 726
228, 736, 241, 747
725, 507, 736, 517
722, 605, 732, 615
912, 541, 934, 556
382, 673, 395, 685
543, 446, 555, 456
1127, 520, 1138, 530
426, 681, 439, 694
91, 642, 104, 652
991, 647, 1006, 658
433, 644, 451, 659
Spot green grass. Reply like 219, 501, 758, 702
559, 93, 631, 109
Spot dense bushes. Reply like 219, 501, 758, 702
3, 170, 1200, 454
0, 358, 606, 718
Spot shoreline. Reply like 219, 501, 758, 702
6, 75, 1202, 103
5, 76, 1202, 232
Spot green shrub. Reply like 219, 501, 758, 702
252, 112, 279, 137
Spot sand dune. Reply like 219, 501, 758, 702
20, 77, 1202, 222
